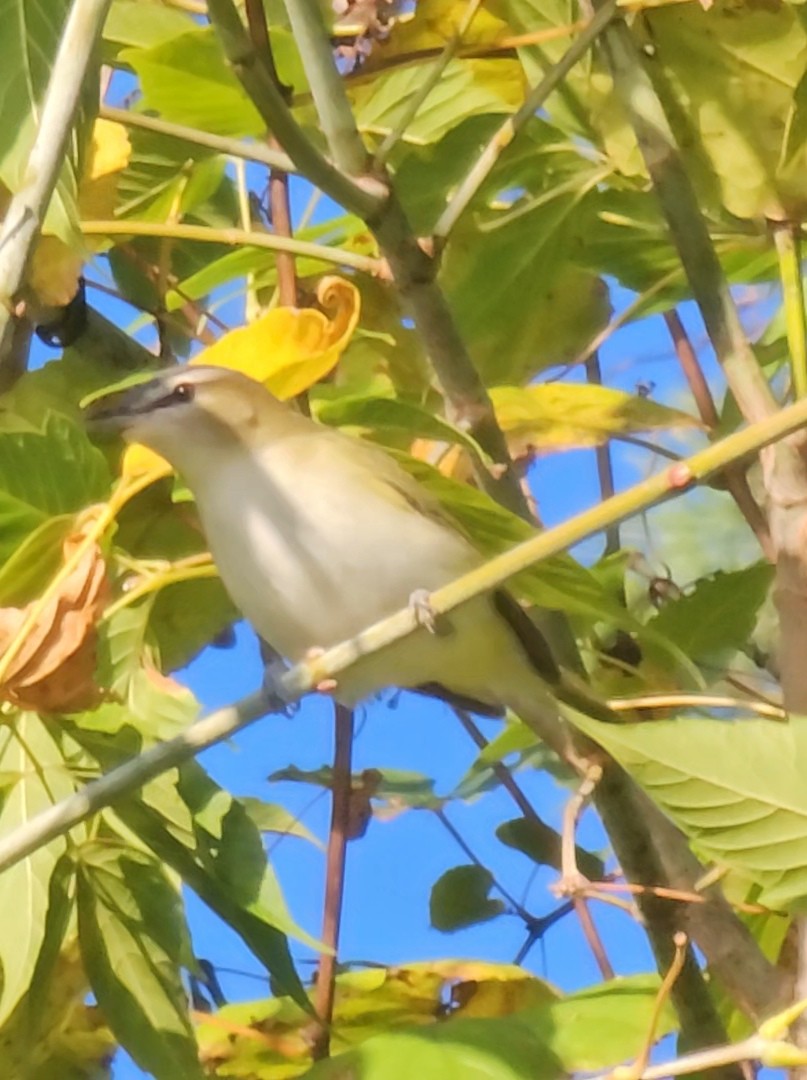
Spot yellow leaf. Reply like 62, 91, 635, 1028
24, 120, 132, 310
121, 277, 360, 481
27, 237, 84, 309
79, 118, 132, 222
491, 384, 702, 456
189, 276, 361, 399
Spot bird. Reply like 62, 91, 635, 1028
87, 365, 593, 763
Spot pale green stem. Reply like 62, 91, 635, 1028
283, 0, 369, 177
433, 0, 618, 239
100, 104, 298, 174
81, 220, 382, 275
373, 0, 485, 167
0, 0, 113, 372
773, 222, 807, 399
2, 393, 807, 876
598, 17, 778, 425
207, 0, 386, 215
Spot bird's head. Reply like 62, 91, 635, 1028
85, 365, 288, 471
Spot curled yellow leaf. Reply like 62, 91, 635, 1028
186, 275, 361, 399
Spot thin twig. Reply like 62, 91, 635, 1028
350, 21, 587, 80
81, 220, 382, 274
435, 808, 532, 920
0, 690, 271, 874
553, 764, 614, 979
373, 0, 485, 166
100, 104, 298, 173
0, 0, 113, 370
663, 309, 720, 428
433, 0, 618, 239
208, 0, 386, 215
607, 692, 785, 720
243, 0, 299, 309
663, 309, 772, 557
311, 705, 354, 1060
772, 221, 807, 400
586, 352, 620, 557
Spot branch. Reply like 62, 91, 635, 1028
6, 395, 807, 877
80, 220, 382, 275
373, 0, 485, 166
0, 0, 113, 372
592, 764, 751, 1067
311, 704, 354, 1060
663, 309, 772, 558
773, 221, 807, 400
0, 690, 270, 874
597, 14, 777, 426
433, 0, 619, 239
207, 0, 385, 218
100, 104, 298, 174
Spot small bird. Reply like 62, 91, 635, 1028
87, 365, 586, 760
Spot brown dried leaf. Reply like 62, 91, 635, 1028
0, 525, 109, 713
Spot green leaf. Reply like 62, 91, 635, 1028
0, 716, 77, 1026
545, 975, 676, 1070
568, 713, 807, 910
430, 865, 505, 931
269, 764, 442, 810
643, 2, 807, 220
440, 165, 611, 383
496, 817, 604, 880
239, 796, 323, 848
77, 842, 203, 1080
149, 576, 238, 673
647, 563, 774, 665
352, 58, 518, 146
306, 974, 675, 1079
316, 394, 492, 466
0, 414, 111, 562
490, 384, 701, 453
0, 0, 95, 242
0, 514, 74, 606
112, 783, 311, 1008
308, 1018, 558, 1080
121, 29, 264, 137
103, 0, 198, 55
113, 126, 225, 224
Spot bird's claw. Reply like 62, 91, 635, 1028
262, 660, 299, 718
409, 588, 452, 636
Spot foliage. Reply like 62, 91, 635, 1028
0, 0, 803, 1076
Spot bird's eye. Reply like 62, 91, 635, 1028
171, 382, 194, 404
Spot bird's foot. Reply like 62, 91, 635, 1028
302, 646, 340, 695
262, 659, 299, 718
409, 589, 452, 636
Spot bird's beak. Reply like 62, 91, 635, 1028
83, 379, 159, 436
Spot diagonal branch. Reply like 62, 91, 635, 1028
5, 394, 807, 876
434, 0, 619, 240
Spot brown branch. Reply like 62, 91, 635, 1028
311, 704, 354, 1061
663, 309, 772, 558
244, 0, 298, 308
586, 351, 620, 557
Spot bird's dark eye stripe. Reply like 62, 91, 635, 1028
151, 383, 194, 410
